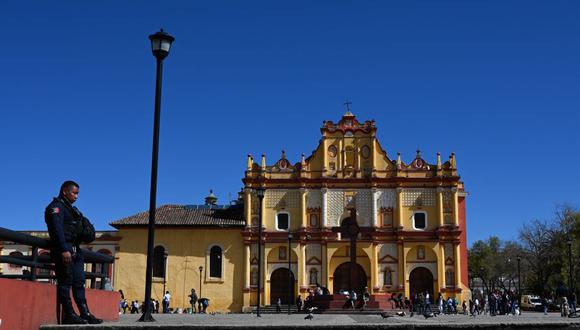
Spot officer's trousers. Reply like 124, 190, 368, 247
52, 250, 86, 307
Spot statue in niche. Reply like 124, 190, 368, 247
417, 246, 425, 260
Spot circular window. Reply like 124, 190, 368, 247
328, 145, 337, 158
361, 145, 370, 159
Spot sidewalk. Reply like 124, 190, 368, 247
39, 312, 580, 329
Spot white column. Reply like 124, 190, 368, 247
322, 188, 328, 228
300, 188, 307, 228
452, 187, 459, 226
244, 244, 251, 288
244, 189, 252, 228
299, 244, 307, 288
437, 187, 444, 227
372, 188, 378, 227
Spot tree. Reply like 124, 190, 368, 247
468, 236, 524, 294
518, 218, 562, 295
469, 204, 579, 297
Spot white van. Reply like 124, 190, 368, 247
521, 295, 542, 311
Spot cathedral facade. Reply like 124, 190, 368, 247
111, 112, 469, 312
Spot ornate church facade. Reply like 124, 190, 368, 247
111, 112, 469, 312
241, 111, 468, 309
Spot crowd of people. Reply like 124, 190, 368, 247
118, 285, 577, 317
388, 290, 523, 317
294, 284, 331, 312
118, 288, 210, 314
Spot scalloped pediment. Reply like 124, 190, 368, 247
379, 254, 398, 264
306, 256, 322, 265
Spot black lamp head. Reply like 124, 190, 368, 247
149, 28, 175, 60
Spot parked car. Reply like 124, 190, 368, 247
521, 295, 542, 311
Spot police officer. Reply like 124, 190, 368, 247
44, 180, 102, 324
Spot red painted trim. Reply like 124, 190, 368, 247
243, 177, 461, 186
458, 196, 469, 287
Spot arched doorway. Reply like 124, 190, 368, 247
270, 268, 295, 305
333, 262, 367, 294
409, 267, 434, 302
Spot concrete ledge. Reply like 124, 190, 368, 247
0, 278, 119, 330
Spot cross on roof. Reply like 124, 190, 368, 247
343, 99, 352, 113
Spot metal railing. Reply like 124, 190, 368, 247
0, 227, 114, 289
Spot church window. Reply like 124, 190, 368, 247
413, 212, 427, 230
251, 268, 258, 286
209, 245, 222, 278
309, 268, 319, 285
361, 145, 370, 159
384, 268, 393, 286
276, 212, 289, 231
153, 245, 166, 278
445, 269, 455, 287
381, 211, 393, 227
328, 145, 337, 158
309, 214, 319, 228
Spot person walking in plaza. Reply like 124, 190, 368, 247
437, 294, 444, 314
188, 289, 198, 314
44, 180, 102, 324
424, 291, 431, 315
484, 295, 489, 315
296, 295, 303, 312
570, 291, 577, 316
542, 296, 549, 315
276, 298, 282, 313
556, 282, 569, 317
198, 298, 210, 313
163, 291, 172, 313
361, 287, 370, 311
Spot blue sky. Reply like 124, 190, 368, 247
0, 1, 578, 245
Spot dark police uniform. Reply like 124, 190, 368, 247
45, 196, 101, 324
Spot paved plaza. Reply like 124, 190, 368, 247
40, 312, 580, 329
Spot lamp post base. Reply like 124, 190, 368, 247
138, 311, 156, 322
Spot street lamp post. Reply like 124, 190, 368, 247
256, 188, 265, 317
199, 266, 204, 299
567, 238, 573, 292
139, 28, 175, 323
287, 232, 293, 315
479, 266, 486, 294
517, 256, 521, 314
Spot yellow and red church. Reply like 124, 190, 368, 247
111, 112, 469, 312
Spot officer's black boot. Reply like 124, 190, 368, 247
79, 300, 103, 324
61, 300, 88, 325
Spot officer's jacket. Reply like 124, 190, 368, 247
44, 197, 83, 253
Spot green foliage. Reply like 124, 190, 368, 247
468, 236, 525, 292
468, 204, 579, 296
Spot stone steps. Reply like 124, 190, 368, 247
249, 305, 299, 314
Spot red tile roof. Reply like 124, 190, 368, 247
110, 204, 245, 228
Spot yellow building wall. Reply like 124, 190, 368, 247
114, 227, 244, 312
